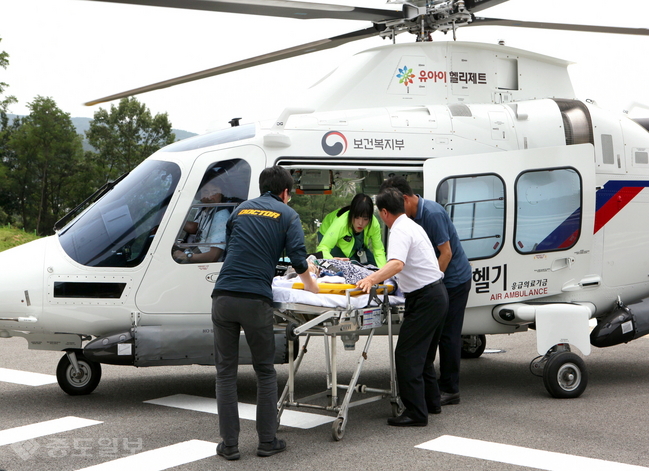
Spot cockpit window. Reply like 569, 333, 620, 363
173, 159, 251, 264
59, 160, 181, 267
161, 124, 256, 153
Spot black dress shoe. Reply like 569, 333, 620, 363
257, 437, 286, 457
440, 391, 460, 406
387, 414, 427, 427
216, 442, 240, 461
427, 404, 442, 414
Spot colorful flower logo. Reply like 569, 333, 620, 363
396, 66, 415, 87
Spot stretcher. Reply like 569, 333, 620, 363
273, 282, 405, 440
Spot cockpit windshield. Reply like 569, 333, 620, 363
59, 160, 181, 267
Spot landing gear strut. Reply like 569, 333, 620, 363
461, 334, 486, 358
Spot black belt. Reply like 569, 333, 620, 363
404, 278, 443, 299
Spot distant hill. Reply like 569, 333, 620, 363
7, 115, 198, 151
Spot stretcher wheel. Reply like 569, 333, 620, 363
391, 402, 401, 417
286, 322, 298, 341
331, 418, 345, 441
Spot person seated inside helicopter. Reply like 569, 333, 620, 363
173, 179, 230, 264
316, 193, 387, 267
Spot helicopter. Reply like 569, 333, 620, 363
2, 0, 649, 400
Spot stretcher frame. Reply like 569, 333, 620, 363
273, 286, 404, 440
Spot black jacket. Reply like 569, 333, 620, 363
213, 192, 309, 301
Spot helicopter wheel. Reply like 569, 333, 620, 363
461, 335, 486, 359
56, 350, 102, 396
542, 352, 588, 399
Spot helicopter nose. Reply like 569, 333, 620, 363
0, 237, 48, 328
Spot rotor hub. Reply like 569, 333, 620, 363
380, 0, 474, 42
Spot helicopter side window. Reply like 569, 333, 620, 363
437, 174, 505, 261
514, 168, 582, 254
173, 159, 251, 264
58, 160, 181, 267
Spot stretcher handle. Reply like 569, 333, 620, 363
290, 282, 393, 296
357, 284, 394, 309
344, 284, 394, 294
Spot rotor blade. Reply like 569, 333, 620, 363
85, 0, 403, 22
469, 17, 649, 36
463, 0, 509, 13
84, 27, 381, 106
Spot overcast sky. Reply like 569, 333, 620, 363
2, 0, 649, 134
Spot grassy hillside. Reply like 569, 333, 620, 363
0, 226, 41, 252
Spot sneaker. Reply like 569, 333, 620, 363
257, 437, 286, 457
216, 442, 240, 461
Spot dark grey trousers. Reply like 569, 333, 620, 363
212, 295, 278, 446
438, 278, 472, 395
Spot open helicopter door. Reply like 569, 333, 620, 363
423, 144, 596, 354
135, 146, 266, 317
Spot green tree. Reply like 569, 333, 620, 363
0, 37, 17, 223
0, 113, 21, 224
0, 37, 17, 114
86, 97, 176, 182
7, 96, 84, 234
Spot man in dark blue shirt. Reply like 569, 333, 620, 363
212, 166, 317, 461
380, 176, 472, 408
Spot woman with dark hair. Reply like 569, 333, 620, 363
316, 193, 387, 267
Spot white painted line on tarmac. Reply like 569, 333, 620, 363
144, 394, 217, 415
145, 394, 335, 429
76, 439, 216, 471
278, 406, 336, 428
0, 417, 102, 447
0, 367, 57, 386
417, 435, 649, 471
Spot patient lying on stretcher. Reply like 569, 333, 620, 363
285, 258, 378, 284
272, 259, 404, 308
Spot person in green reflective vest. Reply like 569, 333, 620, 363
317, 206, 347, 243
317, 193, 387, 267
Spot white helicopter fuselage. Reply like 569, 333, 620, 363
2, 41, 649, 394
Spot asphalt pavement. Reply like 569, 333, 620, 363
1, 329, 649, 471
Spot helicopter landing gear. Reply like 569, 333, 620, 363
461, 334, 486, 359
56, 350, 102, 396
530, 344, 588, 398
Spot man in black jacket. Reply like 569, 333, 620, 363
212, 166, 318, 460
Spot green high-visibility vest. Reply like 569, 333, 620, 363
316, 211, 386, 267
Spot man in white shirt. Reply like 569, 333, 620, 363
357, 188, 449, 426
